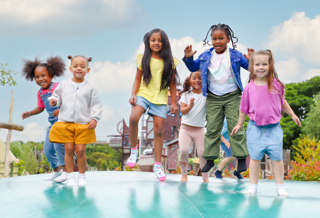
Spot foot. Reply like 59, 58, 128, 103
243, 184, 258, 194
201, 160, 215, 173
277, 188, 289, 196
181, 174, 188, 182
126, 148, 138, 168
78, 173, 87, 186
203, 179, 210, 183
45, 171, 62, 181
233, 170, 243, 179
214, 170, 223, 179
237, 159, 247, 173
55, 172, 67, 183
153, 164, 166, 181
66, 173, 76, 187
276, 184, 289, 196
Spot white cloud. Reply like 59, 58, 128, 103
0, 0, 148, 37
265, 12, 320, 65
100, 105, 115, 122
306, 68, 320, 79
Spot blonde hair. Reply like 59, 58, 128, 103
248, 50, 284, 92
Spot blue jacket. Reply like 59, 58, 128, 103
183, 47, 249, 97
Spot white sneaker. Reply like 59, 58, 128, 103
78, 173, 87, 186
66, 173, 76, 187
153, 164, 166, 181
55, 172, 67, 183
126, 150, 138, 168
45, 171, 62, 181
277, 188, 289, 196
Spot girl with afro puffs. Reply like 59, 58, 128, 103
22, 56, 67, 182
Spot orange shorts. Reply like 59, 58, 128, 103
49, 122, 96, 144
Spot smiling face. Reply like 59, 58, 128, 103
211, 29, 230, 54
190, 71, 202, 93
149, 32, 163, 54
69, 56, 90, 83
253, 54, 270, 80
34, 66, 53, 89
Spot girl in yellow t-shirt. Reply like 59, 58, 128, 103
127, 28, 179, 181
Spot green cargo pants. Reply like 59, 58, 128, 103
202, 89, 249, 160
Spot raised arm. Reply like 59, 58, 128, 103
182, 45, 200, 72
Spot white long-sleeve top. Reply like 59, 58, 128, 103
52, 79, 102, 124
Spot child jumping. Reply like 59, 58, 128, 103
178, 70, 208, 182
21, 56, 66, 181
215, 118, 243, 179
231, 50, 301, 196
49, 55, 102, 186
183, 23, 254, 173
127, 28, 179, 181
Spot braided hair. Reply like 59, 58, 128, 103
22, 56, 65, 81
203, 23, 238, 49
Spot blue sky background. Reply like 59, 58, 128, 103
0, 0, 319, 142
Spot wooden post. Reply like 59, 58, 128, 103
4, 90, 14, 177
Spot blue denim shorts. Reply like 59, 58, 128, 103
247, 120, 283, 161
221, 142, 233, 158
135, 96, 167, 119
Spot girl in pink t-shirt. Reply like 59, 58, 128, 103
22, 56, 67, 182
231, 50, 301, 196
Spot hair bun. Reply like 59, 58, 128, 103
87, 57, 92, 62
67, 55, 73, 60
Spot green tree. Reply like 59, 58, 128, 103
281, 76, 320, 149
303, 93, 320, 139
0, 63, 17, 86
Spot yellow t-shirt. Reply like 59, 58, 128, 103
136, 54, 180, 105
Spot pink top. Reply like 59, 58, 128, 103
37, 83, 59, 108
240, 79, 285, 126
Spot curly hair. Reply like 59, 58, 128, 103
179, 70, 201, 95
22, 56, 65, 81
68, 55, 92, 65
203, 23, 238, 50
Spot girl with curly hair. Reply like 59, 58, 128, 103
22, 56, 67, 182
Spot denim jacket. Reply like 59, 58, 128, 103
183, 47, 248, 97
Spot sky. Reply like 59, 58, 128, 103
0, 0, 319, 142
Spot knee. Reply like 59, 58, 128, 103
76, 148, 86, 158
153, 126, 163, 138
130, 114, 140, 126
65, 147, 75, 156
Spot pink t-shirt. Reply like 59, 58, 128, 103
37, 83, 59, 108
240, 79, 285, 126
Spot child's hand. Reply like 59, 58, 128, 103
184, 45, 197, 58
231, 124, 242, 136
129, 96, 137, 105
53, 109, 60, 117
22, 112, 31, 120
189, 97, 195, 108
225, 142, 231, 149
291, 114, 301, 127
49, 98, 57, 106
88, 119, 97, 129
170, 103, 178, 114
244, 48, 255, 60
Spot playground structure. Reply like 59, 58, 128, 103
0, 90, 24, 178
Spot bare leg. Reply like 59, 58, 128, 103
218, 156, 235, 171
272, 160, 289, 196
249, 159, 261, 184
75, 144, 87, 174
64, 143, 75, 173
153, 116, 165, 162
53, 166, 61, 172
129, 105, 145, 148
